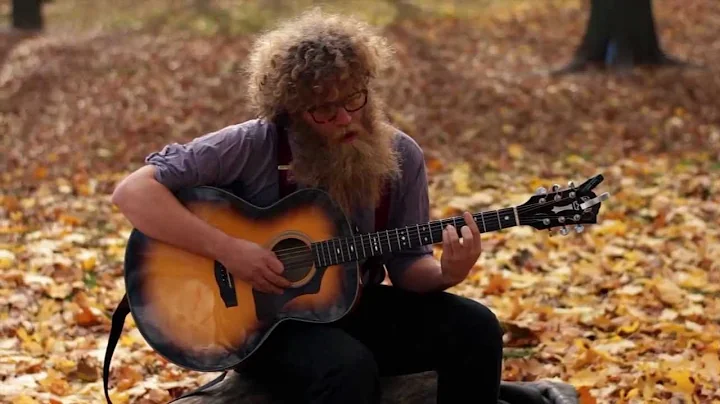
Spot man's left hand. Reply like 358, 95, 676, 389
440, 211, 482, 285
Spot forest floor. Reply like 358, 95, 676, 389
2, 0, 720, 403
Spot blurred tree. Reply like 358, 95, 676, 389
560, 0, 682, 72
12, 0, 44, 31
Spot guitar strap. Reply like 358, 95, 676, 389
101, 119, 392, 403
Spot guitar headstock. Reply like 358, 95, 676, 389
518, 174, 610, 235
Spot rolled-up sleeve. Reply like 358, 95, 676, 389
144, 123, 256, 191
384, 136, 434, 282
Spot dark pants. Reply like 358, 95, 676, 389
239, 284, 505, 403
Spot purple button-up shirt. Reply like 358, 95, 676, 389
144, 118, 433, 282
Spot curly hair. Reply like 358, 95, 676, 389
245, 8, 394, 120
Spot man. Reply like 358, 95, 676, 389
111, 9, 504, 404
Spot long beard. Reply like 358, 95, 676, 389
287, 100, 401, 215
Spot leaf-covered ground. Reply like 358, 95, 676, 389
2, 0, 720, 403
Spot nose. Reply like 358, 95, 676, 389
334, 108, 352, 126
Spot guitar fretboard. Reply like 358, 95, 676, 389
311, 207, 518, 268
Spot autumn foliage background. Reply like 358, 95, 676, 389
1, 0, 720, 403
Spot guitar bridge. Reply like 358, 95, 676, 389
214, 261, 238, 308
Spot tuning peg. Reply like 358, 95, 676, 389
552, 184, 560, 192
536, 187, 547, 195
568, 181, 575, 189
575, 224, 584, 233
559, 226, 569, 236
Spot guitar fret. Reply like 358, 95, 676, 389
350, 236, 358, 260
307, 207, 526, 267
315, 244, 322, 267
336, 239, 344, 262
324, 240, 331, 265
371, 234, 381, 255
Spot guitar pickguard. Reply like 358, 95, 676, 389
251, 265, 330, 322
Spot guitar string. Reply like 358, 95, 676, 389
274, 216, 572, 273
270, 197, 585, 271
272, 197, 581, 265
271, 195, 581, 259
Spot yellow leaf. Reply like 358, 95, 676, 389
566, 154, 586, 165
0, 249, 16, 269
38, 370, 72, 396
11, 395, 39, 404
37, 300, 60, 322
46, 283, 73, 300
591, 220, 627, 237
617, 321, 640, 335
451, 163, 472, 195
109, 392, 130, 404
82, 255, 97, 271
700, 352, 720, 379
508, 143, 524, 159
55, 358, 77, 375
120, 334, 140, 348
569, 368, 605, 387
622, 388, 639, 400
652, 278, 686, 307
665, 369, 696, 396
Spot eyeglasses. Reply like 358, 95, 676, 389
308, 90, 368, 124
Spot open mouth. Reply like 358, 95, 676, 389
340, 131, 358, 142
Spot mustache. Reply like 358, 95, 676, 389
335, 124, 366, 139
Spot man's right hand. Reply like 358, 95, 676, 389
216, 238, 291, 294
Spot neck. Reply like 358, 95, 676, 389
311, 206, 520, 267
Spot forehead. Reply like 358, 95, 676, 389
311, 78, 364, 105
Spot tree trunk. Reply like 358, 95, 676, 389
560, 0, 681, 72
12, 0, 44, 31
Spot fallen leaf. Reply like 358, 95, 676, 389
484, 272, 511, 295
577, 386, 597, 404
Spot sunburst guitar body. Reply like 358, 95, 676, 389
123, 175, 610, 372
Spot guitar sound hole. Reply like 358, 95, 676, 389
272, 238, 313, 283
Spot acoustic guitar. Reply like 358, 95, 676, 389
121, 174, 609, 372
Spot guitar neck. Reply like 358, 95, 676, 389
311, 206, 520, 268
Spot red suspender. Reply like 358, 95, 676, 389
276, 124, 297, 198
374, 181, 391, 231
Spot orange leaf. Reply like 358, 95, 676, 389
484, 272, 511, 295
33, 166, 48, 180
577, 386, 597, 404
38, 370, 72, 396
115, 365, 143, 391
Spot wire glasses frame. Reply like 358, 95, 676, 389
308, 90, 368, 124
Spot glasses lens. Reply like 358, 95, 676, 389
311, 105, 337, 122
345, 91, 366, 111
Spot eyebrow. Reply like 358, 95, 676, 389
316, 89, 363, 107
